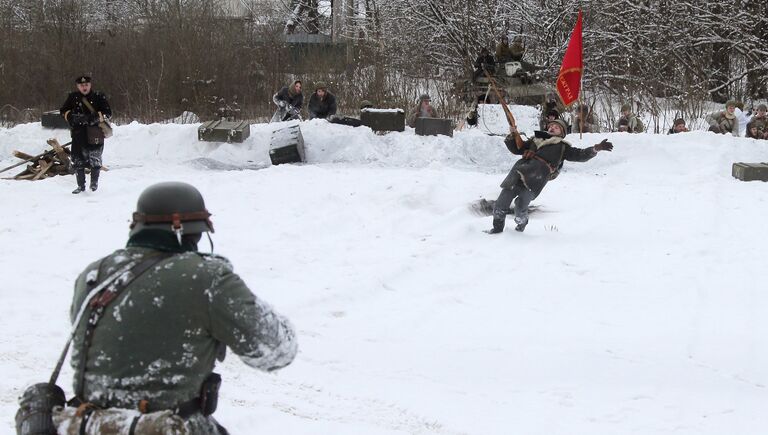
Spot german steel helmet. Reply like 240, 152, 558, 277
129, 182, 214, 236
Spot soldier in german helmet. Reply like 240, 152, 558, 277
65, 182, 297, 434
705, 100, 740, 137
487, 120, 613, 234
60, 75, 112, 194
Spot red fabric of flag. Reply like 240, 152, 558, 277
556, 10, 583, 107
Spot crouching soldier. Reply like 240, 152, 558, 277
668, 118, 689, 134
61, 182, 298, 433
271, 80, 303, 122
705, 100, 739, 136
616, 103, 644, 133
60, 75, 112, 194
487, 120, 613, 234
308, 82, 337, 120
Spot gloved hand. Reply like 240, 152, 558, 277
522, 149, 536, 159
509, 125, 517, 134
277, 100, 286, 108
68, 113, 87, 127
594, 139, 613, 152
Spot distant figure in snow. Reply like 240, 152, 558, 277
495, 35, 514, 63
615, 103, 644, 133
667, 118, 689, 134
61, 182, 297, 434
271, 80, 303, 122
705, 100, 739, 136
748, 103, 768, 136
60, 75, 112, 194
487, 119, 613, 234
407, 94, 438, 127
307, 81, 337, 120
573, 104, 599, 133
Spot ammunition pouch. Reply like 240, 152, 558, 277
86, 125, 105, 146
15, 382, 66, 435
199, 373, 222, 416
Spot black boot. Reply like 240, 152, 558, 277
72, 170, 86, 194
514, 215, 528, 232
486, 209, 506, 234
89, 168, 100, 191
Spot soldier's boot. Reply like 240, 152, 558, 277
514, 215, 529, 232
90, 167, 100, 191
486, 209, 506, 234
72, 170, 86, 194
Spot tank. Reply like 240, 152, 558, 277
454, 59, 553, 107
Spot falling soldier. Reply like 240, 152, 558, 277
60, 75, 112, 194
487, 119, 613, 234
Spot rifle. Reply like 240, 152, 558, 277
0, 141, 72, 174
482, 68, 524, 150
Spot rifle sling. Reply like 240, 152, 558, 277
72, 253, 172, 399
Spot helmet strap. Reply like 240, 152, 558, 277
206, 232, 215, 253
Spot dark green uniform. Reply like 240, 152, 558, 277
69, 231, 297, 426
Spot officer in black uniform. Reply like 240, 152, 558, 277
60, 75, 112, 194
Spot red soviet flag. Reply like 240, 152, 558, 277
556, 10, 583, 107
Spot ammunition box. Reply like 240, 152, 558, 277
197, 120, 251, 143
415, 117, 454, 137
360, 109, 405, 132
41, 111, 69, 129
732, 162, 768, 182
270, 124, 305, 165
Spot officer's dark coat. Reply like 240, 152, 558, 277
500, 134, 598, 197
59, 91, 112, 148
308, 91, 338, 119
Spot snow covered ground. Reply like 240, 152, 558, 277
1, 106, 767, 434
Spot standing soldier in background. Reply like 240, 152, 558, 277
60, 75, 112, 194
271, 80, 304, 122
495, 35, 513, 64
307, 82, 338, 120
615, 103, 644, 133
60, 181, 297, 434
573, 104, 599, 133
705, 100, 739, 136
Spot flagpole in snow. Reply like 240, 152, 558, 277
555, 10, 583, 140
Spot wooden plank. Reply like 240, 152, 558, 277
31, 160, 52, 180
13, 150, 35, 160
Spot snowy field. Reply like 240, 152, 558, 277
1, 106, 767, 434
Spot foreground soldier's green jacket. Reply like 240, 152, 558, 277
69, 230, 298, 411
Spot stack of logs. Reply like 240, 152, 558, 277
1, 139, 75, 180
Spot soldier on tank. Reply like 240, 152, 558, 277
307, 82, 338, 120
495, 36, 513, 64
60, 75, 112, 194
615, 103, 644, 133
407, 94, 438, 127
473, 48, 496, 80
271, 80, 304, 122
64, 182, 297, 434
705, 100, 739, 136
487, 120, 613, 234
